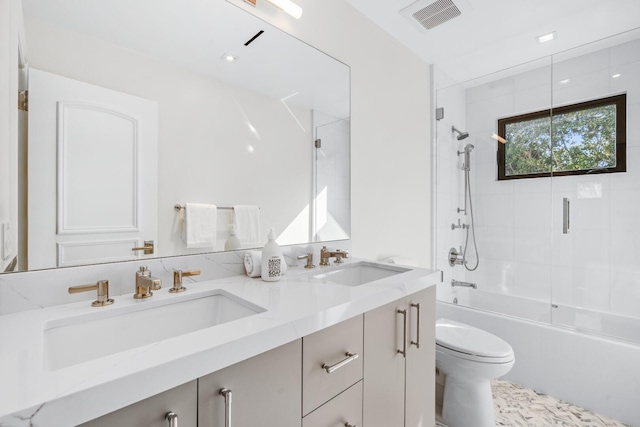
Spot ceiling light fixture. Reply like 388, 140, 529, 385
221, 53, 238, 63
244, 0, 302, 19
612, 74, 621, 78
559, 79, 570, 85
536, 31, 556, 44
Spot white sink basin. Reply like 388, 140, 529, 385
310, 262, 410, 286
43, 290, 264, 371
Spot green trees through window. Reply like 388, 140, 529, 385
497, 94, 626, 180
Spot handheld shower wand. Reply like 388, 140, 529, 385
457, 143, 475, 171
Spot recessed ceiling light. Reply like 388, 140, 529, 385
221, 53, 238, 63
559, 79, 570, 85
536, 31, 556, 44
612, 74, 621, 78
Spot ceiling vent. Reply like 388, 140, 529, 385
400, 0, 462, 32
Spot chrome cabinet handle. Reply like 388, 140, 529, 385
220, 388, 232, 427
563, 197, 570, 234
322, 352, 360, 374
410, 303, 421, 349
165, 412, 178, 427
397, 309, 407, 357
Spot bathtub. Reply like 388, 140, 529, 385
437, 290, 640, 425
446, 289, 640, 344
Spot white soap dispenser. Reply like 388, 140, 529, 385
224, 224, 242, 251
261, 227, 283, 282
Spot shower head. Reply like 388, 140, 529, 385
464, 143, 475, 153
452, 125, 470, 140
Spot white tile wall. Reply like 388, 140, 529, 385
436, 37, 640, 331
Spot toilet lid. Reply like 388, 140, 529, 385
436, 318, 514, 359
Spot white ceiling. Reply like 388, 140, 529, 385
21, 0, 350, 118
345, 0, 640, 84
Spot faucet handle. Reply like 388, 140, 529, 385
69, 280, 114, 307
334, 249, 349, 263
171, 269, 201, 293
296, 253, 315, 269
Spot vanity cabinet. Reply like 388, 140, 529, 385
79, 380, 197, 427
198, 339, 302, 427
78, 287, 436, 427
363, 287, 436, 427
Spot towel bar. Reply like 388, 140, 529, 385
174, 204, 234, 212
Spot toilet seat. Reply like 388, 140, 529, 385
436, 319, 514, 364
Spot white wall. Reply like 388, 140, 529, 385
0, 0, 20, 272
24, 19, 314, 260
240, 0, 433, 266
446, 36, 640, 321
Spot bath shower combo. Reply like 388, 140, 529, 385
449, 126, 479, 271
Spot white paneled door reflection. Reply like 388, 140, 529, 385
28, 69, 158, 269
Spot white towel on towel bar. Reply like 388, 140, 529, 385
233, 205, 261, 244
182, 203, 217, 248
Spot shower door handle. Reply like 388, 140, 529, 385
563, 198, 570, 234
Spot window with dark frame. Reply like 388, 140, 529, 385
497, 94, 627, 180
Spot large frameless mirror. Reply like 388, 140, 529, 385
0, 0, 350, 273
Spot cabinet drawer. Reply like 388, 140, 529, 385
302, 381, 363, 427
80, 380, 197, 427
303, 315, 363, 415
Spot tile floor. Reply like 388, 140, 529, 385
437, 380, 630, 427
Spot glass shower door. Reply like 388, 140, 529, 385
434, 57, 555, 323
549, 32, 640, 344
313, 118, 350, 242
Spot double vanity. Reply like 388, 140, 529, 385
0, 256, 440, 426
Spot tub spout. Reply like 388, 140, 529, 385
451, 279, 477, 289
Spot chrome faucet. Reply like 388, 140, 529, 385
451, 279, 477, 289
134, 266, 162, 299
320, 246, 350, 266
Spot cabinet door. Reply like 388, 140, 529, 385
363, 297, 406, 427
198, 339, 302, 427
302, 381, 362, 427
80, 380, 197, 427
405, 287, 436, 427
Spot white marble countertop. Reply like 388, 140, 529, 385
0, 258, 440, 427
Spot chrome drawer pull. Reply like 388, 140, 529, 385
322, 352, 360, 374
220, 388, 232, 427
165, 412, 178, 427
345, 423, 358, 427
410, 302, 421, 348
397, 309, 407, 357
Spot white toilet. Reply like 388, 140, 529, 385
436, 318, 515, 427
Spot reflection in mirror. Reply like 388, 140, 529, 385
2, 0, 350, 273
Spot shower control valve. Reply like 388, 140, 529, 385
448, 246, 465, 267
451, 219, 468, 230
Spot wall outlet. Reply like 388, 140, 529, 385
1, 222, 12, 261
